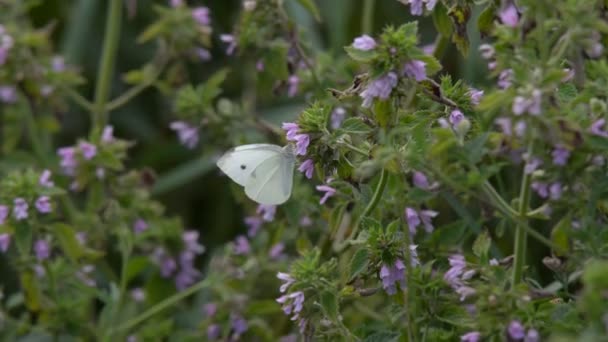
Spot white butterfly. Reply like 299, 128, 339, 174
217, 144, 296, 205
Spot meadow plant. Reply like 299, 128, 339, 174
0, 0, 608, 341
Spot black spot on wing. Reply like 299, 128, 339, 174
240, 164, 246, 170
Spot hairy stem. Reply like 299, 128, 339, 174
92, 0, 122, 138
512, 146, 534, 285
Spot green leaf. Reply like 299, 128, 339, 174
551, 217, 571, 256
472, 230, 491, 259
349, 248, 370, 281
432, 3, 453, 38
14, 221, 32, 256
319, 290, 339, 321
477, 4, 496, 37
556, 83, 578, 104
54, 223, 86, 262
296, 0, 321, 21
374, 99, 391, 128
359, 216, 381, 231
125, 256, 151, 283
344, 46, 379, 63
338, 117, 372, 135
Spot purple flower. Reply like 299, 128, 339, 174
170, 121, 199, 149
79, 142, 97, 160
405, 207, 421, 234
169, 0, 183, 7
287, 75, 300, 97
0, 205, 8, 225
403, 60, 427, 81
256, 204, 276, 222
0, 47, 8, 65
316, 184, 336, 204
34, 239, 51, 261
101, 125, 114, 143
256, 60, 264, 71
183, 230, 205, 254
455, 286, 476, 301
402, 0, 423, 15
298, 159, 314, 179
282, 122, 300, 141
468, 88, 484, 106
444, 254, 466, 288
419, 210, 439, 233
77, 265, 96, 287
35, 196, 52, 214
449, 110, 465, 127
590, 119, 608, 137
512, 90, 542, 115
331, 107, 346, 129
352, 35, 376, 51
495, 117, 512, 136
508, 320, 525, 340
131, 288, 145, 302
13, 198, 28, 220
220, 34, 237, 56
207, 324, 221, 340
549, 182, 562, 200
380, 259, 406, 295
461, 331, 481, 342
245, 216, 263, 237
360, 72, 398, 108
51, 56, 65, 72
39, 169, 54, 187
499, 3, 519, 27
192, 7, 211, 26
0, 85, 17, 103
412, 171, 429, 189
531, 182, 549, 198
269, 242, 285, 260
277, 271, 295, 293
57, 147, 78, 175
231, 314, 248, 335
524, 156, 542, 174
552, 145, 570, 166
498, 69, 513, 89
0, 233, 10, 252
152, 248, 177, 277
294, 134, 310, 156
133, 219, 148, 233
479, 44, 495, 59
524, 329, 539, 342
299, 216, 312, 227
195, 47, 211, 62
234, 235, 251, 255
277, 291, 305, 320
175, 250, 201, 290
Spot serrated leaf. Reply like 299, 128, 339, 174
360, 217, 381, 231
432, 2, 453, 38
556, 83, 578, 104
349, 248, 370, 281
472, 230, 491, 259
320, 290, 339, 321
344, 46, 379, 63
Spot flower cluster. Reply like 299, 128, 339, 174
170, 121, 200, 149
405, 207, 438, 234
443, 255, 476, 301
276, 272, 307, 333
152, 230, 205, 290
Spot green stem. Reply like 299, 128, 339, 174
512, 147, 534, 285
61, 86, 95, 112
92, 0, 122, 138
333, 168, 388, 252
111, 277, 214, 334
362, 0, 375, 34
340, 141, 369, 157
402, 215, 417, 341
481, 181, 519, 218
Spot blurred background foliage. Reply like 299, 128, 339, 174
28, 0, 486, 254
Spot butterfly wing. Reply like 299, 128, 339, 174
244, 151, 295, 205
216, 144, 283, 186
